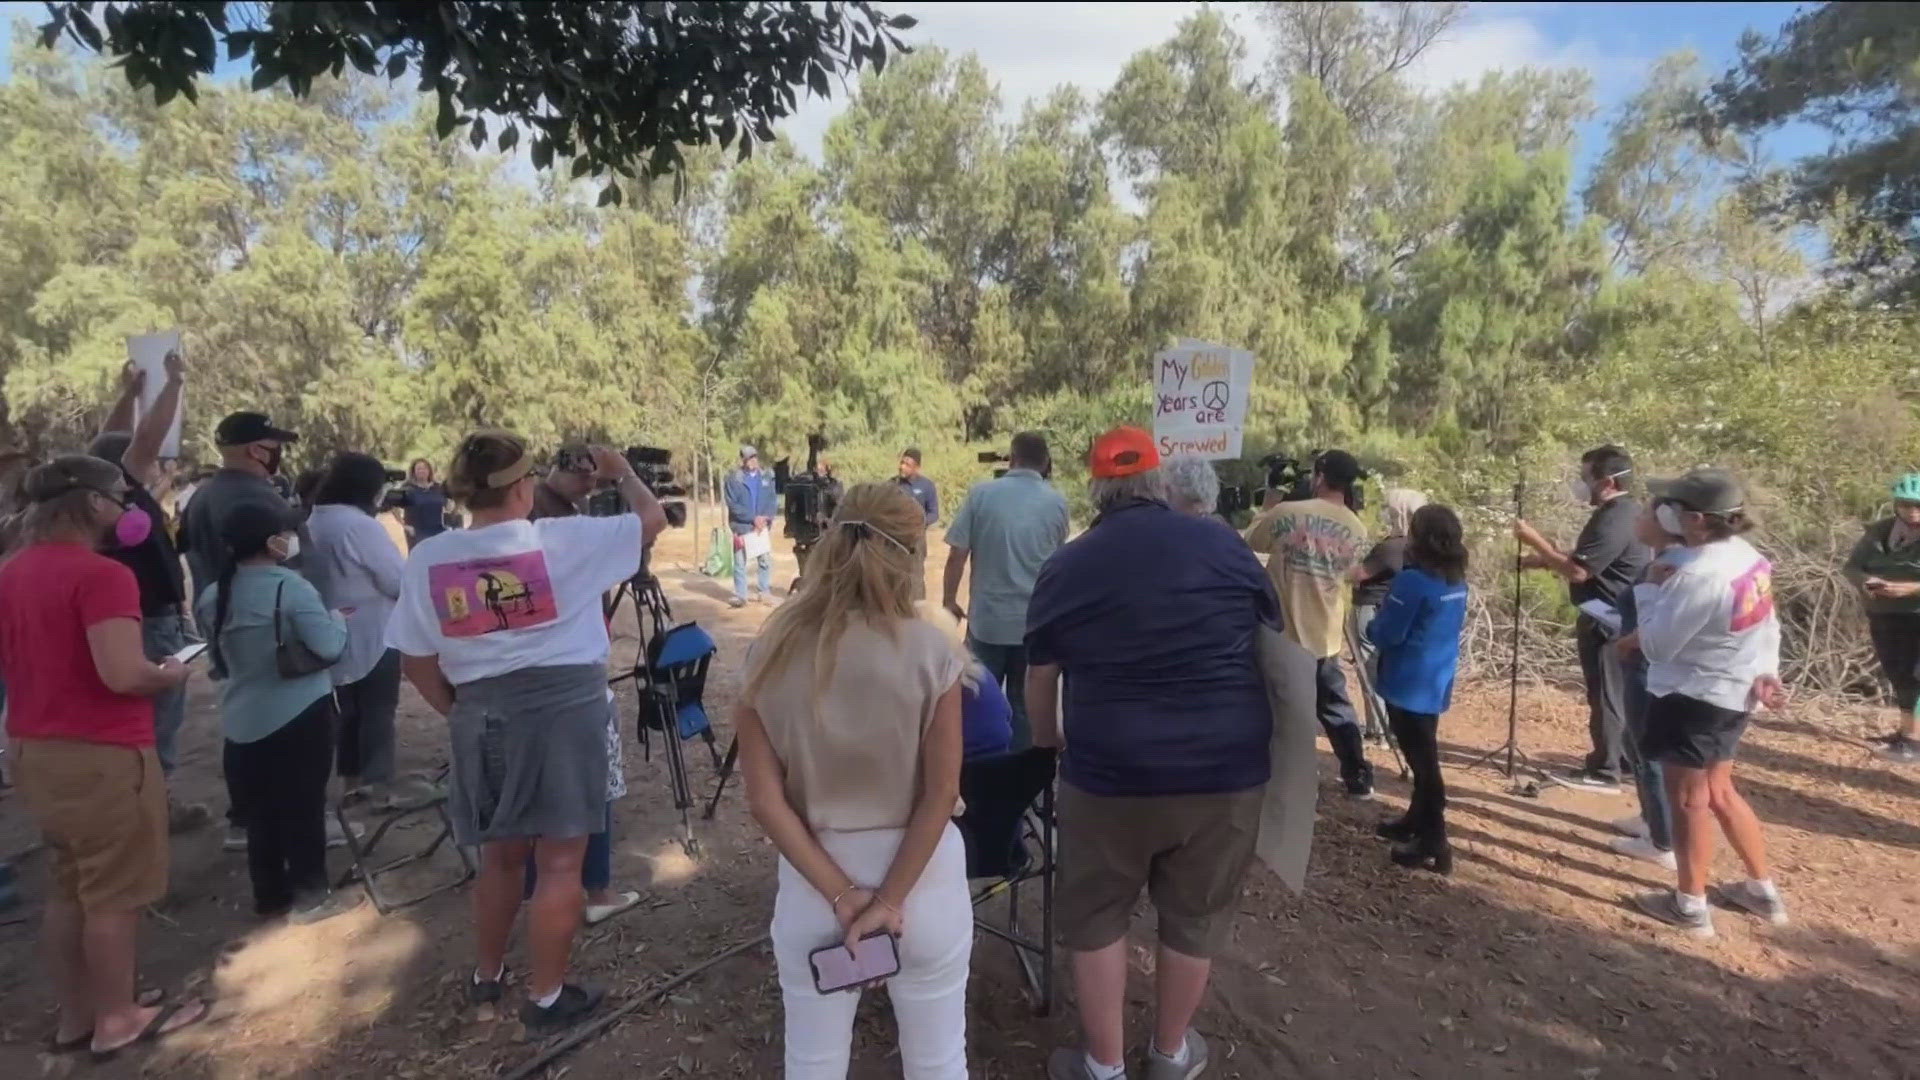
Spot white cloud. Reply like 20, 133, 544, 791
1405, 8, 1639, 97
770, 2, 1639, 161
776, 1, 1240, 159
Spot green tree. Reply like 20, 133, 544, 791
1699, 2, 1920, 294
40, 0, 916, 199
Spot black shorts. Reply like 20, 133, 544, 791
1866, 612, 1920, 712
1641, 693, 1749, 768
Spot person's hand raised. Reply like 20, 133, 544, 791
121, 360, 147, 394
163, 349, 186, 382
589, 445, 634, 481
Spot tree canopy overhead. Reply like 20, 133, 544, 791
37, 0, 916, 201
1698, 2, 1920, 294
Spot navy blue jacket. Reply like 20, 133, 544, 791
1026, 498, 1280, 796
1366, 566, 1469, 716
724, 468, 777, 535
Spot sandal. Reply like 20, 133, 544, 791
90, 999, 209, 1061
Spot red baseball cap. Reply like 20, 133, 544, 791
1090, 426, 1161, 479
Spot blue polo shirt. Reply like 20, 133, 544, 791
1025, 498, 1281, 797
898, 473, 939, 525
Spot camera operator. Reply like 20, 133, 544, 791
532, 444, 597, 521
1513, 444, 1650, 793
1245, 450, 1377, 798
785, 438, 843, 588
388, 431, 663, 1034
941, 432, 1067, 749
726, 445, 778, 608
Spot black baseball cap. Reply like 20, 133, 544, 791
214, 411, 298, 447
1649, 468, 1744, 515
1315, 449, 1363, 485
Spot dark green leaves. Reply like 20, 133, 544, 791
41, 1, 917, 189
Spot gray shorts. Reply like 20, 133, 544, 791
447, 664, 609, 845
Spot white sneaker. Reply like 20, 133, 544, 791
1633, 890, 1715, 938
1610, 835, 1677, 870
1610, 814, 1649, 839
1711, 881, 1790, 926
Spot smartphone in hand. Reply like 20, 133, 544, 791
169, 642, 210, 665
809, 932, 901, 994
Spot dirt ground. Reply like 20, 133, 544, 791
2, 518, 1916, 1080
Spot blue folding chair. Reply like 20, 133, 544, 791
637, 621, 723, 855
956, 746, 1059, 1015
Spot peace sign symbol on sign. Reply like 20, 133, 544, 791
1201, 380, 1229, 411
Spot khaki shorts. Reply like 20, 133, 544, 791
1055, 781, 1263, 959
14, 739, 168, 912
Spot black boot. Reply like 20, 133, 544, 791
1375, 818, 1417, 843
1330, 724, 1375, 798
1390, 837, 1453, 875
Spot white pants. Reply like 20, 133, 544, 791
772, 822, 971, 1079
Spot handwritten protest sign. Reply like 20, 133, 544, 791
1151, 337, 1253, 460
127, 331, 183, 458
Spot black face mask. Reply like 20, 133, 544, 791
255, 443, 283, 476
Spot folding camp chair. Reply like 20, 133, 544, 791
956, 746, 1058, 1016
634, 621, 724, 856
332, 765, 475, 915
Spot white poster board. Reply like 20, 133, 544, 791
127, 331, 183, 458
1151, 337, 1254, 460
1254, 625, 1320, 893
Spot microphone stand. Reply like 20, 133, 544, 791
1467, 476, 1547, 793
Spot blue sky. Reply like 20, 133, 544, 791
3, 1, 1821, 180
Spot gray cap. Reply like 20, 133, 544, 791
739, 445, 758, 462
1648, 468, 1745, 515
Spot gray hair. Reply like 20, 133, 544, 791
1089, 469, 1169, 512
1382, 488, 1429, 536
1162, 456, 1220, 515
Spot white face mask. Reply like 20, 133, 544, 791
1567, 477, 1593, 503
269, 532, 301, 563
1655, 503, 1686, 538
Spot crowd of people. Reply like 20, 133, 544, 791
0, 360, 1911, 1074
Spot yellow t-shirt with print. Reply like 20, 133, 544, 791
1246, 498, 1369, 659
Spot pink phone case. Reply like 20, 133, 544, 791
809, 932, 901, 993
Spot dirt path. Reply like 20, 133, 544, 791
2, 522, 1915, 1079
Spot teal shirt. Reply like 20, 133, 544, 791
195, 566, 346, 744
945, 469, 1070, 646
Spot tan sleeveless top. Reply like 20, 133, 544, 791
748, 617, 965, 833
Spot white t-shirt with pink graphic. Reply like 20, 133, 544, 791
387, 515, 642, 686
1639, 535, 1781, 713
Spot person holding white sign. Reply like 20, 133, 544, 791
725, 445, 778, 607
90, 350, 209, 834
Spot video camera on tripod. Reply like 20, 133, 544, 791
773, 433, 840, 543
585, 445, 690, 528
1219, 451, 1368, 515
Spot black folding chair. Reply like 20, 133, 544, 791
633, 621, 723, 856
956, 746, 1059, 1016
332, 765, 475, 915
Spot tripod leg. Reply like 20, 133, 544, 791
704, 737, 739, 821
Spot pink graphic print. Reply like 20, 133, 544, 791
1728, 559, 1775, 633
428, 550, 558, 638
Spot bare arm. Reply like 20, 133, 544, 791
401, 653, 456, 717
122, 351, 184, 491
736, 701, 859, 909
942, 545, 969, 616
1514, 521, 1590, 583
86, 618, 187, 696
101, 362, 142, 436
1025, 661, 1062, 748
